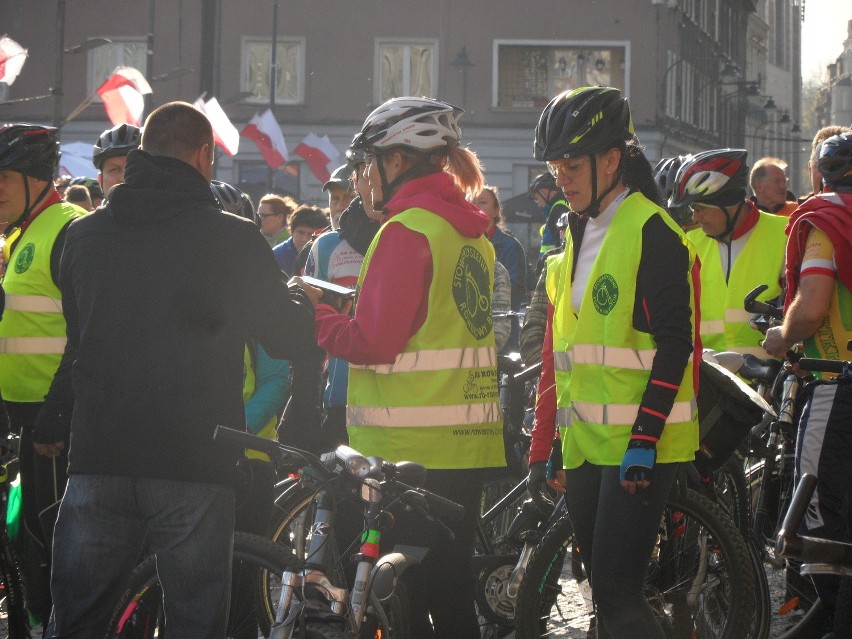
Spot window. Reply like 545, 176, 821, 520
494, 41, 628, 109
241, 38, 305, 105
87, 39, 147, 94
375, 40, 438, 103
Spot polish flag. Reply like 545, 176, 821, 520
293, 133, 340, 183
194, 96, 240, 156
96, 67, 153, 127
241, 109, 288, 169
0, 37, 27, 85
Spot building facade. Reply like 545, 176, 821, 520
0, 0, 803, 227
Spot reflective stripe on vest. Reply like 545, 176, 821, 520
4, 294, 63, 313
347, 207, 504, 470
348, 401, 501, 428
0, 336, 67, 354
547, 192, 699, 468
687, 212, 786, 357
351, 346, 496, 375
557, 399, 696, 428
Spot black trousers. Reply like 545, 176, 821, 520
381, 468, 485, 639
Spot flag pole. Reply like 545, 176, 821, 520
267, 0, 279, 193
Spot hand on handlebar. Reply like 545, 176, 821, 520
761, 326, 796, 359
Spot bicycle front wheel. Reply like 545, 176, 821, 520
514, 488, 756, 638
104, 531, 296, 638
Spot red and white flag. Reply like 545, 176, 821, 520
241, 109, 288, 169
194, 96, 240, 156
96, 67, 153, 127
294, 133, 340, 183
0, 37, 27, 85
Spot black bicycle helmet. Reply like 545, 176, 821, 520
654, 155, 692, 226
817, 132, 852, 187
210, 180, 255, 221
92, 123, 142, 171
69, 176, 104, 201
534, 86, 634, 162
528, 172, 557, 200
668, 149, 749, 210
0, 124, 60, 181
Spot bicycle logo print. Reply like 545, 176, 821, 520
452, 246, 493, 340
14, 242, 35, 274
592, 273, 618, 315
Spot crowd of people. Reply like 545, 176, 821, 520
0, 87, 850, 638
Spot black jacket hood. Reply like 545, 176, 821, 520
108, 149, 218, 226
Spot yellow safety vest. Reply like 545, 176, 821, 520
546, 192, 698, 468
347, 207, 504, 469
242, 346, 279, 461
687, 212, 787, 357
0, 202, 84, 402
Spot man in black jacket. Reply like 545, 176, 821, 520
42, 102, 317, 638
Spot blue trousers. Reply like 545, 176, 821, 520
46, 474, 235, 639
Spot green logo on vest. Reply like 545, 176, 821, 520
14, 243, 35, 274
452, 246, 493, 340
592, 273, 618, 315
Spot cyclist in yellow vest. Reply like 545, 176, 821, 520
669, 149, 788, 358
529, 172, 569, 257
0, 124, 85, 624
526, 87, 699, 638
763, 133, 852, 637
294, 97, 502, 639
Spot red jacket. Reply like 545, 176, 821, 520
314, 171, 491, 365
783, 191, 852, 311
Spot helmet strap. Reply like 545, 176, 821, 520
371, 152, 435, 213
579, 154, 623, 219
8, 175, 51, 231
709, 200, 744, 242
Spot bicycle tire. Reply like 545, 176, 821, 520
270, 484, 411, 639
514, 488, 756, 639
0, 532, 31, 639
746, 446, 830, 637
104, 531, 297, 638
712, 454, 751, 537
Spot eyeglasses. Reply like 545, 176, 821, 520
257, 212, 284, 219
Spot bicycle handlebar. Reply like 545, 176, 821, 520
798, 358, 852, 375
743, 284, 783, 320
213, 425, 326, 472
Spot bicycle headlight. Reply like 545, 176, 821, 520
335, 445, 371, 479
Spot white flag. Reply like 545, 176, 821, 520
0, 36, 28, 85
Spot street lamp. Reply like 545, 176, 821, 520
52, 0, 112, 130
451, 46, 474, 106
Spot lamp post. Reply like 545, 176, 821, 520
451, 47, 474, 107
52, 0, 112, 131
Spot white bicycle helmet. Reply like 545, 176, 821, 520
349, 97, 462, 154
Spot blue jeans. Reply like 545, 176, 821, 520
46, 474, 235, 639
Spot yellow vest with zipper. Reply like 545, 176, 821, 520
0, 201, 84, 402
546, 192, 698, 469
347, 207, 504, 469
687, 211, 787, 357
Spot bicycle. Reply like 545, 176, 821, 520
0, 437, 30, 639
106, 427, 465, 639
512, 469, 757, 638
